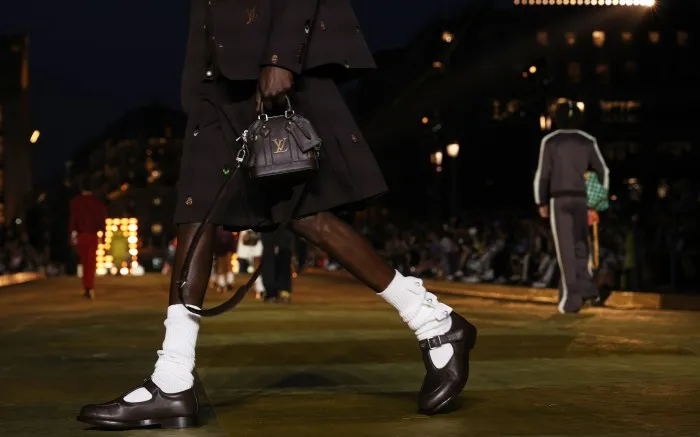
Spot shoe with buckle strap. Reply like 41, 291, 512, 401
77, 378, 198, 429
417, 311, 477, 415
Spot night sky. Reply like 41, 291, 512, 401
1, 0, 506, 183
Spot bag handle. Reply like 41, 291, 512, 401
258, 95, 295, 121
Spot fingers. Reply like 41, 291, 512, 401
259, 91, 291, 111
259, 86, 290, 101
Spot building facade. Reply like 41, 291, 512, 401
70, 104, 186, 267
358, 1, 697, 211
0, 35, 32, 224
509, 1, 696, 191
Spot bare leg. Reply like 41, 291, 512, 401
253, 255, 265, 299
78, 223, 214, 427
168, 223, 217, 307
154, 223, 215, 393
290, 212, 395, 292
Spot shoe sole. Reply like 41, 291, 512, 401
419, 322, 478, 415
419, 388, 460, 416
76, 415, 197, 429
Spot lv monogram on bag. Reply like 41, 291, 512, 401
272, 138, 288, 154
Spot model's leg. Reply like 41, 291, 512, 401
291, 213, 393, 291
290, 212, 477, 414
75, 235, 91, 298
225, 253, 235, 291
78, 223, 215, 429
549, 198, 582, 313
260, 232, 280, 301
296, 236, 308, 273
152, 222, 216, 388
215, 256, 226, 292
83, 234, 97, 293
253, 253, 265, 299
278, 247, 293, 303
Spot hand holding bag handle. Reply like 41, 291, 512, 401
177, 0, 321, 317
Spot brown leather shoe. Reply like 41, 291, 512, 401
417, 312, 478, 415
77, 378, 198, 429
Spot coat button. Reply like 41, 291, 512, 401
193, 128, 199, 136
271, 54, 279, 64
320, 21, 327, 31
344, 60, 350, 68
217, 43, 224, 49
350, 134, 359, 143
185, 197, 193, 206
205, 70, 213, 77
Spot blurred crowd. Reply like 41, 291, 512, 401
0, 223, 46, 275
3, 186, 699, 296
311, 204, 700, 294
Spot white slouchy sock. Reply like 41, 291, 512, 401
123, 304, 200, 402
379, 271, 454, 369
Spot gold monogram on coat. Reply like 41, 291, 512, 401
272, 138, 288, 153
245, 6, 257, 24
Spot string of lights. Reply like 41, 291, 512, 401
96, 218, 140, 276
514, 0, 654, 5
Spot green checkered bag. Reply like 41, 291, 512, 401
585, 172, 609, 211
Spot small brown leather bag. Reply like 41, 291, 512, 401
244, 96, 322, 181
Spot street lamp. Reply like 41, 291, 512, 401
429, 151, 445, 210
446, 143, 460, 216
446, 143, 460, 158
539, 115, 552, 131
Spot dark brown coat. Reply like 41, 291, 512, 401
174, 0, 386, 230
180, 0, 376, 112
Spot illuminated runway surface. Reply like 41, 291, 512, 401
1, 273, 699, 436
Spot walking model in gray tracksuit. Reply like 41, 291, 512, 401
533, 100, 610, 313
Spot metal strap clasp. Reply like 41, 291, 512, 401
426, 336, 443, 350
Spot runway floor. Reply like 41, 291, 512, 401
1, 273, 698, 436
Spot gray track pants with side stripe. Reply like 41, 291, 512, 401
549, 197, 599, 313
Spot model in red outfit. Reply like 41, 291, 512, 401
69, 180, 107, 299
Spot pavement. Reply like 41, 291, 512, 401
1, 273, 699, 437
